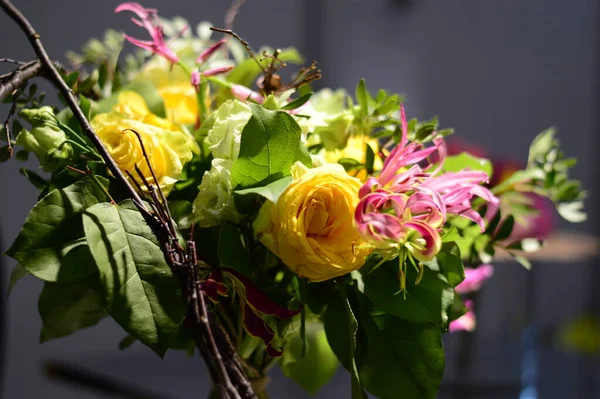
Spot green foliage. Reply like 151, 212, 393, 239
443, 152, 493, 177
39, 275, 107, 342
6, 177, 108, 282
352, 80, 402, 138
7, 263, 29, 296
235, 176, 293, 205
324, 284, 367, 398
218, 222, 253, 277
361, 258, 457, 330
280, 322, 339, 395
355, 294, 444, 399
279, 92, 312, 111
82, 200, 186, 356
231, 104, 311, 189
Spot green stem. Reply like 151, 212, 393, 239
197, 80, 208, 124
205, 75, 233, 89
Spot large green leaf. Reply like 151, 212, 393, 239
356, 295, 444, 399
82, 200, 186, 356
362, 260, 454, 330
39, 275, 107, 342
324, 285, 367, 399
280, 321, 339, 395
231, 104, 311, 189
5, 177, 108, 282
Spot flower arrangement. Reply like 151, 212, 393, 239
0, 1, 587, 398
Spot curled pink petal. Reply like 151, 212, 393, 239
202, 66, 234, 77
231, 84, 264, 103
191, 70, 201, 88
197, 39, 227, 64
455, 265, 494, 294
449, 300, 477, 332
116, 2, 180, 64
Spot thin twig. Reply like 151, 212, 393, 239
2, 87, 20, 157
0, 59, 41, 100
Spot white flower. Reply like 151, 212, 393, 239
295, 88, 348, 133
192, 158, 242, 227
205, 100, 252, 160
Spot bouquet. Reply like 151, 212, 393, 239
0, 1, 586, 398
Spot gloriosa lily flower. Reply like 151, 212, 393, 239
115, 2, 184, 64
355, 105, 499, 291
201, 268, 300, 357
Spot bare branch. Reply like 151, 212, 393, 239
0, 60, 41, 101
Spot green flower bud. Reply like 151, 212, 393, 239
16, 107, 72, 172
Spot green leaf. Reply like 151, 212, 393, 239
280, 322, 339, 395
218, 222, 253, 277
19, 168, 47, 190
557, 201, 587, 223
279, 92, 312, 111
5, 177, 108, 282
231, 104, 311, 189
82, 200, 186, 356
324, 285, 367, 399
0, 146, 11, 162
119, 335, 138, 350
441, 225, 462, 243
494, 215, 515, 241
39, 275, 107, 342
355, 80, 368, 117
511, 253, 532, 270
235, 176, 292, 204
442, 152, 493, 177
7, 263, 29, 296
168, 200, 193, 229
79, 95, 92, 121
528, 128, 556, 165
356, 295, 444, 399
434, 244, 465, 288
362, 261, 454, 330
15, 149, 29, 161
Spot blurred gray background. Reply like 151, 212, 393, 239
0, 0, 598, 398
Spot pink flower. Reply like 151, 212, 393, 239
196, 39, 227, 64
115, 2, 184, 64
202, 66, 234, 77
423, 170, 500, 231
354, 104, 499, 263
231, 84, 264, 103
449, 300, 477, 332
190, 70, 201, 87
455, 264, 494, 294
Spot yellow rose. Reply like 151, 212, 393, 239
136, 61, 199, 125
324, 135, 383, 181
253, 162, 373, 282
91, 112, 193, 194
112, 91, 199, 154
157, 84, 198, 125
